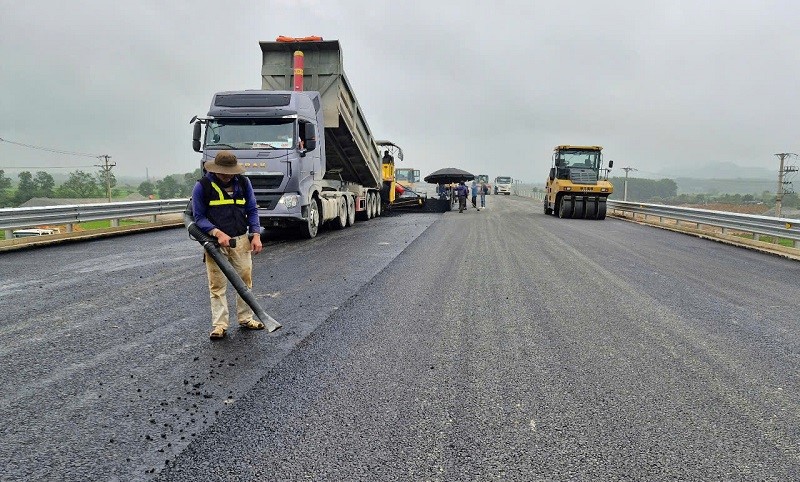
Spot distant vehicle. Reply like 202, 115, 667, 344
12, 228, 59, 238
394, 167, 421, 191
381, 143, 425, 208
475, 174, 491, 193
494, 176, 512, 195
543, 145, 613, 219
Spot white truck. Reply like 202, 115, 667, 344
494, 176, 512, 195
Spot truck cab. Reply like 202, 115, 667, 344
494, 176, 512, 195
193, 90, 324, 234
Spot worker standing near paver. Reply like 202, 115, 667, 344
456, 182, 469, 213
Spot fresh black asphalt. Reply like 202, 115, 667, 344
1, 196, 798, 481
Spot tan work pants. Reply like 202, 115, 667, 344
205, 234, 255, 329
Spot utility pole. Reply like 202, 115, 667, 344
774, 153, 798, 218
620, 167, 637, 201
95, 155, 116, 202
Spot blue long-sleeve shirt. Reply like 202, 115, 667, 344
192, 172, 260, 235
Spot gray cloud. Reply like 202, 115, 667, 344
1, 0, 798, 183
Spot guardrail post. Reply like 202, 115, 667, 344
66, 224, 73, 233
151, 214, 157, 223
4, 229, 12, 239
111, 219, 120, 228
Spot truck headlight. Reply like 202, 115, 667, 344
278, 194, 299, 209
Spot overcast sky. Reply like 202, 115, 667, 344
1, 0, 799, 183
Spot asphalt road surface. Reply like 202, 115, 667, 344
1, 196, 798, 481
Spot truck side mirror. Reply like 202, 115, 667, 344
608, 160, 614, 168
549, 167, 556, 181
304, 127, 317, 151
192, 122, 202, 153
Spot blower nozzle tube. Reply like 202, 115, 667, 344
183, 202, 281, 333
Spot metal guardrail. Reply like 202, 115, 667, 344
509, 188, 799, 249
608, 200, 800, 248
0, 199, 189, 239
3, 196, 799, 250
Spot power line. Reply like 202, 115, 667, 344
0, 137, 102, 158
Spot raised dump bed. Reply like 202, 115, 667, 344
259, 39, 381, 188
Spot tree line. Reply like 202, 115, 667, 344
607, 176, 799, 207
0, 168, 202, 208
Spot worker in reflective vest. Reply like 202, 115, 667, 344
191, 151, 264, 339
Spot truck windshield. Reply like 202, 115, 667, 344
205, 119, 295, 150
496, 177, 512, 183
555, 151, 600, 169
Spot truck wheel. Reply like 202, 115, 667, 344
597, 201, 607, 220
573, 197, 586, 219
375, 193, 382, 216
558, 196, 573, 218
346, 195, 356, 226
334, 195, 347, 229
301, 198, 320, 239
365, 193, 373, 220
585, 197, 598, 220
544, 197, 553, 215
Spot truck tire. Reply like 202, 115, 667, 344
585, 197, 598, 220
365, 193, 374, 220
558, 196, 573, 218
301, 198, 320, 239
544, 197, 553, 215
334, 195, 347, 229
597, 201, 607, 220
375, 193, 382, 217
346, 195, 356, 226
573, 197, 586, 219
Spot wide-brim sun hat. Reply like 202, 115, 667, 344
204, 151, 245, 175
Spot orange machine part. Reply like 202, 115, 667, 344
276, 35, 323, 42
293, 51, 304, 91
